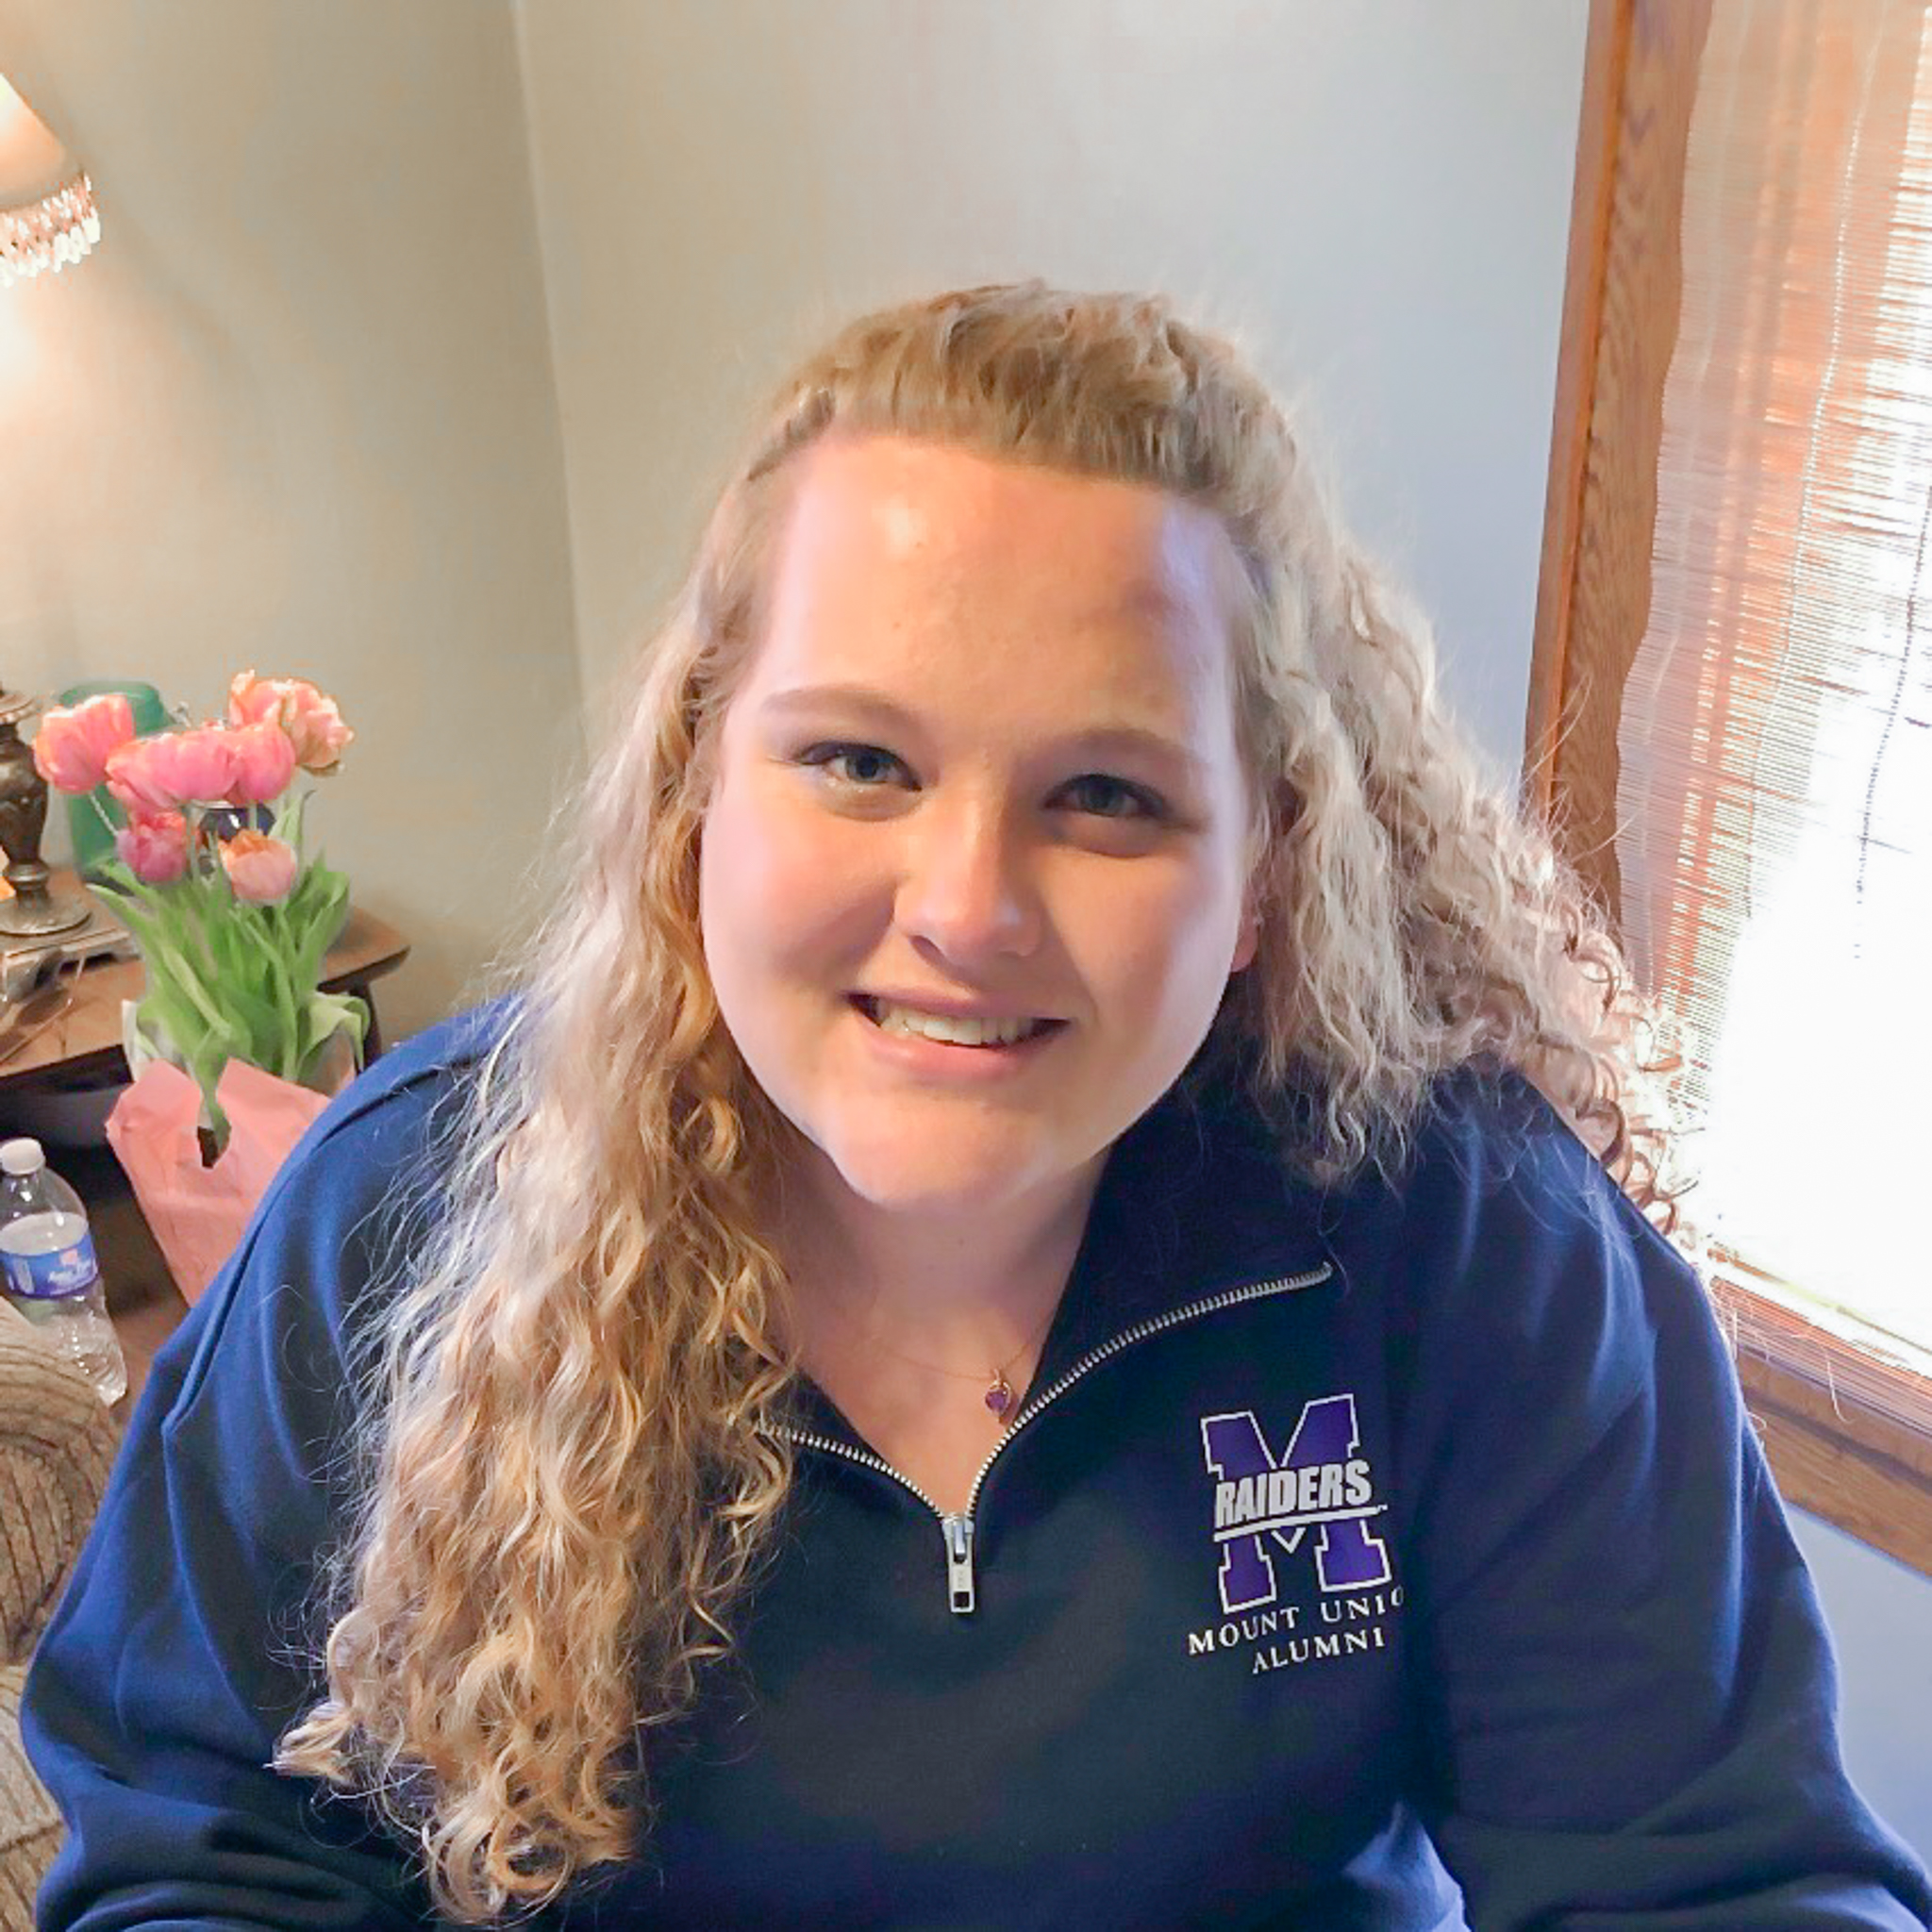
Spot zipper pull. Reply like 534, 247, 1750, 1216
942, 1512, 976, 1615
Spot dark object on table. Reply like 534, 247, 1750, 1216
0, 691, 89, 940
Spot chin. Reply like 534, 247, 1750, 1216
812, 1121, 1065, 1218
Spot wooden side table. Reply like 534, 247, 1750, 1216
0, 879, 410, 1413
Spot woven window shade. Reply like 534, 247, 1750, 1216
1618, 0, 1932, 1364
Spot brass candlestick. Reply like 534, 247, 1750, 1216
0, 689, 90, 936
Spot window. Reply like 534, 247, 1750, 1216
1530, 0, 1932, 1574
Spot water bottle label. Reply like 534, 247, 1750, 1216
3, 1230, 100, 1301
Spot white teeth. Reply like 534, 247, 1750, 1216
868, 1003, 1046, 1047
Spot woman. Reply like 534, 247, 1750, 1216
25, 284, 1931, 1928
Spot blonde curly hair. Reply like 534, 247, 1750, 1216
275, 282, 1674, 1920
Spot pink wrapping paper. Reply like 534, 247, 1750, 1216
106, 1058, 331, 1305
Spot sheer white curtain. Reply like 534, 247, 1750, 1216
1618, 0, 1932, 1359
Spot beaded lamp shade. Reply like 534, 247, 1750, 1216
0, 72, 98, 287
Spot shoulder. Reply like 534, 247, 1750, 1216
1319, 1067, 1704, 1411
282, 995, 510, 1184
241, 998, 507, 1291
1349, 1064, 1681, 1271
1401, 1065, 1631, 1217
246, 996, 509, 1250
1422, 1067, 1684, 1277
1250, 1062, 1671, 1264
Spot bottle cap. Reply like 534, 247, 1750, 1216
0, 1138, 45, 1176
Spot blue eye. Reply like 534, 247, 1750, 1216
1062, 774, 1163, 820
798, 742, 911, 789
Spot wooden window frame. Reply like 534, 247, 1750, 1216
1527, 0, 1932, 1576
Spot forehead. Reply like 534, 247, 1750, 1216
748, 437, 1241, 713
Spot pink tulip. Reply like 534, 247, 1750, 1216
226, 669, 354, 774
106, 727, 241, 817
225, 719, 297, 807
114, 810, 190, 885
218, 828, 299, 905
32, 693, 135, 794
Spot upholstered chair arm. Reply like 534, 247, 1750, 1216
0, 1303, 120, 1664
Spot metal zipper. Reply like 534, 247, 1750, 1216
774, 1262, 1332, 1617
769, 1426, 984, 1611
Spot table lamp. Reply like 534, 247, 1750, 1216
0, 71, 98, 284
0, 70, 100, 935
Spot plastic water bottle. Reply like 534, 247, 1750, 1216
0, 1137, 125, 1404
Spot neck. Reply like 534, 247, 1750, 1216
769, 1142, 1108, 1369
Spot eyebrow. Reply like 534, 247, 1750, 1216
756, 683, 1211, 780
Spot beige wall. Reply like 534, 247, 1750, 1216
0, 0, 580, 1038
513, 0, 1590, 772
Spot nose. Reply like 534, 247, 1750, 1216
896, 796, 1043, 964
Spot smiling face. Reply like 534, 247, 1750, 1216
697, 436, 1260, 1242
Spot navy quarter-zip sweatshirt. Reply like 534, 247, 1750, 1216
24, 1008, 1932, 1928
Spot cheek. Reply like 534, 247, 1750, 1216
700, 774, 882, 976
1062, 857, 1248, 1010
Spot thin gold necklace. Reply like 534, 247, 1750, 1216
817, 1293, 1061, 1427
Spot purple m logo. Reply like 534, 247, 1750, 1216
1200, 1393, 1391, 1613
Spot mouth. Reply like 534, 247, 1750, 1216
849, 994, 1069, 1051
